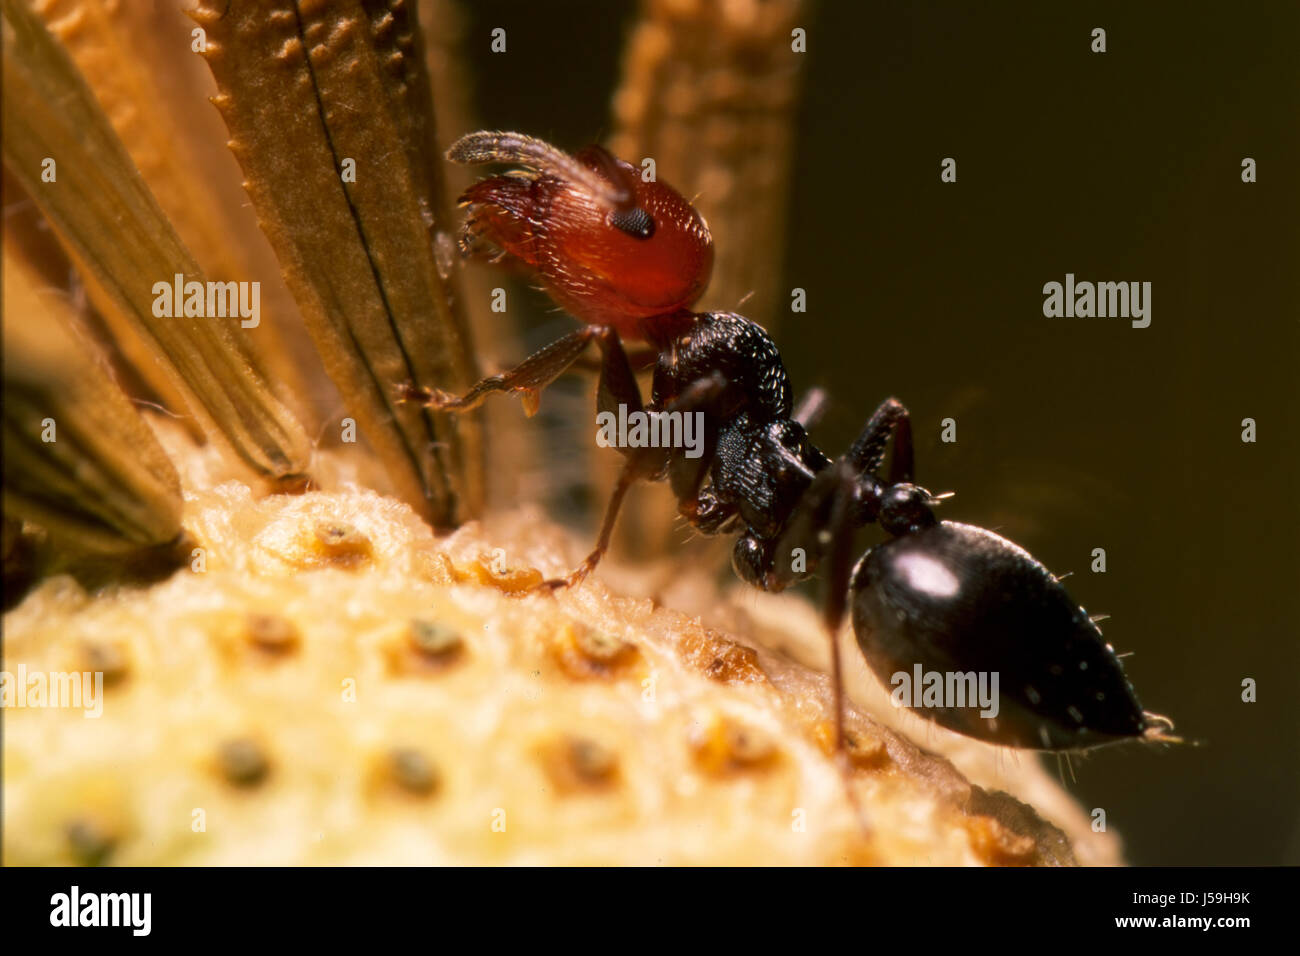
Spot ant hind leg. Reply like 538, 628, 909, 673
846, 396, 914, 483
817, 460, 875, 832
768, 457, 873, 832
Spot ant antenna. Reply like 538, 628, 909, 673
446, 131, 632, 210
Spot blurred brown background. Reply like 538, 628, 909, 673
456, 0, 1299, 865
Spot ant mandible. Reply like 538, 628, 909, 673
400, 130, 1175, 758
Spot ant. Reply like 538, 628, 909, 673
401, 130, 1175, 764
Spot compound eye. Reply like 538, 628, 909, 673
609, 206, 655, 239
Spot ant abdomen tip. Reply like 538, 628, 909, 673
851, 521, 1153, 750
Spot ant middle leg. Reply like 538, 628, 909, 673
762, 457, 873, 828
766, 459, 862, 749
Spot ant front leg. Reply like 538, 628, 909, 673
542, 371, 731, 591
571, 347, 660, 376
397, 325, 634, 419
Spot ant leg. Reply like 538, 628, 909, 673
810, 461, 861, 751
590, 330, 642, 422
818, 461, 874, 832
792, 387, 830, 430
397, 325, 630, 418
540, 452, 645, 590
760, 457, 861, 751
542, 371, 730, 590
846, 396, 914, 483
772, 458, 873, 828
571, 347, 659, 375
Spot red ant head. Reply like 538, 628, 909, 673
448, 131, 713, 339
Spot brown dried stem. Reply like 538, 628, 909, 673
30, 0, 323, 425
193, 0, 483, 526
418, 0, 541, 512
2, 245, 182, 553
1, 0, 312, 482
